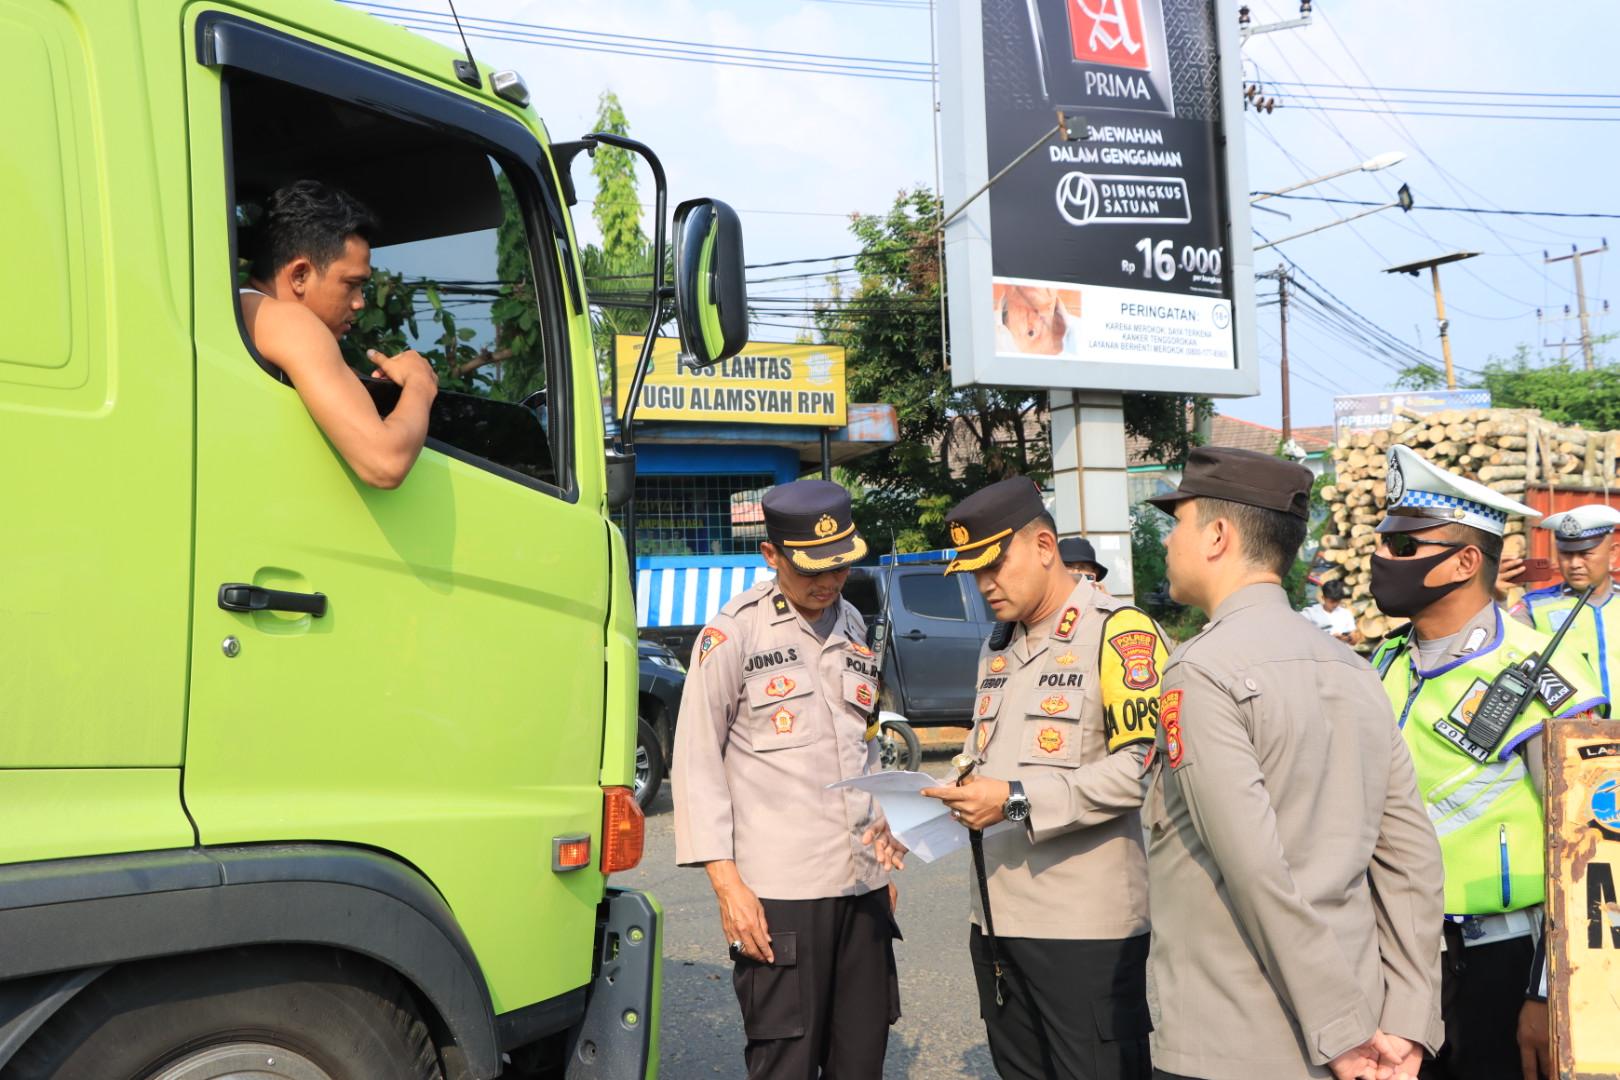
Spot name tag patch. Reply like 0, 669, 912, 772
743, 647, 799, 673
979, 676, 1009, 691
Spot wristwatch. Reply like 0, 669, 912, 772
1003, 780, 1030, 823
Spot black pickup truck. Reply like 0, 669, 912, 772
640, 557, 993, 728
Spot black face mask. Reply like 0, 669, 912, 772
1370, 547, 1469, 617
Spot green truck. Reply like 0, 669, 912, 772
0, 1, 745, 1076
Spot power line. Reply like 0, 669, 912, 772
1264, 79, 1620, 100
344, 1, 935, 82
1293, 103, 1620, 123
1264, 192, 1620, 221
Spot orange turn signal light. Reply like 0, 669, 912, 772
552, 835, 592, 871
601, 786, 645, 874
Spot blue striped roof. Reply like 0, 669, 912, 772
635, 556, 775, 628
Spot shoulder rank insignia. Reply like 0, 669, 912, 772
698, 627, 727, 664
764, 675, 796, 698
773, 595, 790, 616
1040, 694, 1069, 715
988, 655, 1007, 674
771, 706, 796, 734
1054, 607, 1080, 641
1108, 630, 1160, 691
1037, 726, 1065, 754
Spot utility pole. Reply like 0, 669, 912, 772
1383, 251, 1481, 389
1258, 265, 1292, 440
1544, 241, 1609, 370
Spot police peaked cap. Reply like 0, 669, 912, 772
762, 479, 867, 574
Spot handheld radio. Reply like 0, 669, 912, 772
1461, 584, 1596, 752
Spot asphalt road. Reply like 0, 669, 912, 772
613, 747, 997, 1079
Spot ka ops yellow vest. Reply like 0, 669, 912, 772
1373, 608, 1605, 916
1519, 584, 1619, 705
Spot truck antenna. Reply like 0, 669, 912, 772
445, 0, 482, 88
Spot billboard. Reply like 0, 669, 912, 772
938, 0, 1255, 395
1332, 389, 1491, 439
614, 337, 847, 426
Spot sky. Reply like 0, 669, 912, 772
340, 0, 1620, 433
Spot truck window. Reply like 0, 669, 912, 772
222, 69, 572, 494
900, 574, 969, 622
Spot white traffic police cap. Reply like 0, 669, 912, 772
1377, 444, 1539, 537
1539, 504, 1620, 552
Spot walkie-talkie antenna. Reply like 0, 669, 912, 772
445, 0, 482, 88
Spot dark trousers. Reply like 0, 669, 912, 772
970, 927, 1152, 1080
731, 890, 900, 1079
1421, 934, 1535, 1080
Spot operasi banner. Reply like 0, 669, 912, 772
614, 337, 847, 426
938, 0, 1256, 396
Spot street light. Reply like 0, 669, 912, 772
1251, 151, 1407, 203
1254, 183, 1414, 251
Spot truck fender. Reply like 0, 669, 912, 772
0, 844, 514, 1078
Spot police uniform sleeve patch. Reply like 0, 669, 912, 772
1099, 608, 1168, 753
698, 626, 728, 664
1161, 689, 1185, 768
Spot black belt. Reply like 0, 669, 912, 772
970, 826, 1008, 1006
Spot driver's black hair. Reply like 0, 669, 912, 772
248, 180, 377, 281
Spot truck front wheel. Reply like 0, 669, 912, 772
5, 947, 443, 1080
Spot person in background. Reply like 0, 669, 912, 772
1058, 537, 1109, 583
1302, 579, 1358, 644
1504, 504, 1620, 709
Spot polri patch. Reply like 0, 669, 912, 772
1054, 607, 1080, 641
856, 682, 874, 708
1108, 630, 1161, 691
1518, 658, 1575, 711
976, 723, 991, 754
849, 641, 875, 658
764, 675, 796, 698
1162, 689, 1185, 768
771, 707, 796, 735
1038, 671, 1085, 689
1037, 726, 1065, 755
989, 655, 1008, 674
1040, 694, 1069, 715
1054, 650, 1077, 667
698, 627, 728, 664
1434, 717, 1492, 764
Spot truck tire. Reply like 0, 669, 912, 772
5, 947, 443, 1080
634, 717, 666, 811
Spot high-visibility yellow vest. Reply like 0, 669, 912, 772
1373, 608, 1605, 915
1517, 584, 1620, 707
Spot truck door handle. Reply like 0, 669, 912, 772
218, 583, 328, 618
899, 630, 928, 641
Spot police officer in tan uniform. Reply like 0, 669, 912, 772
916, 477, 1168, 1080
672, 479, 899, 1078
1145, 447, 1445, 1080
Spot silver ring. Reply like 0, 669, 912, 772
730, 939, 744, 953
952, 810, 962, 820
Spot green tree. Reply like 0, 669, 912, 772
814, 187, 1048, 552
1397, 344, 1620, 429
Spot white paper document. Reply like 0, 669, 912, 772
826, 771, 1014, 863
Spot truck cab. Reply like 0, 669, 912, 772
0, 2, 744, 1076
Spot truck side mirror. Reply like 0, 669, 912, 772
671, 198, 747, 368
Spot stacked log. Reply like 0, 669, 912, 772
1319, 409, 1620, 642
